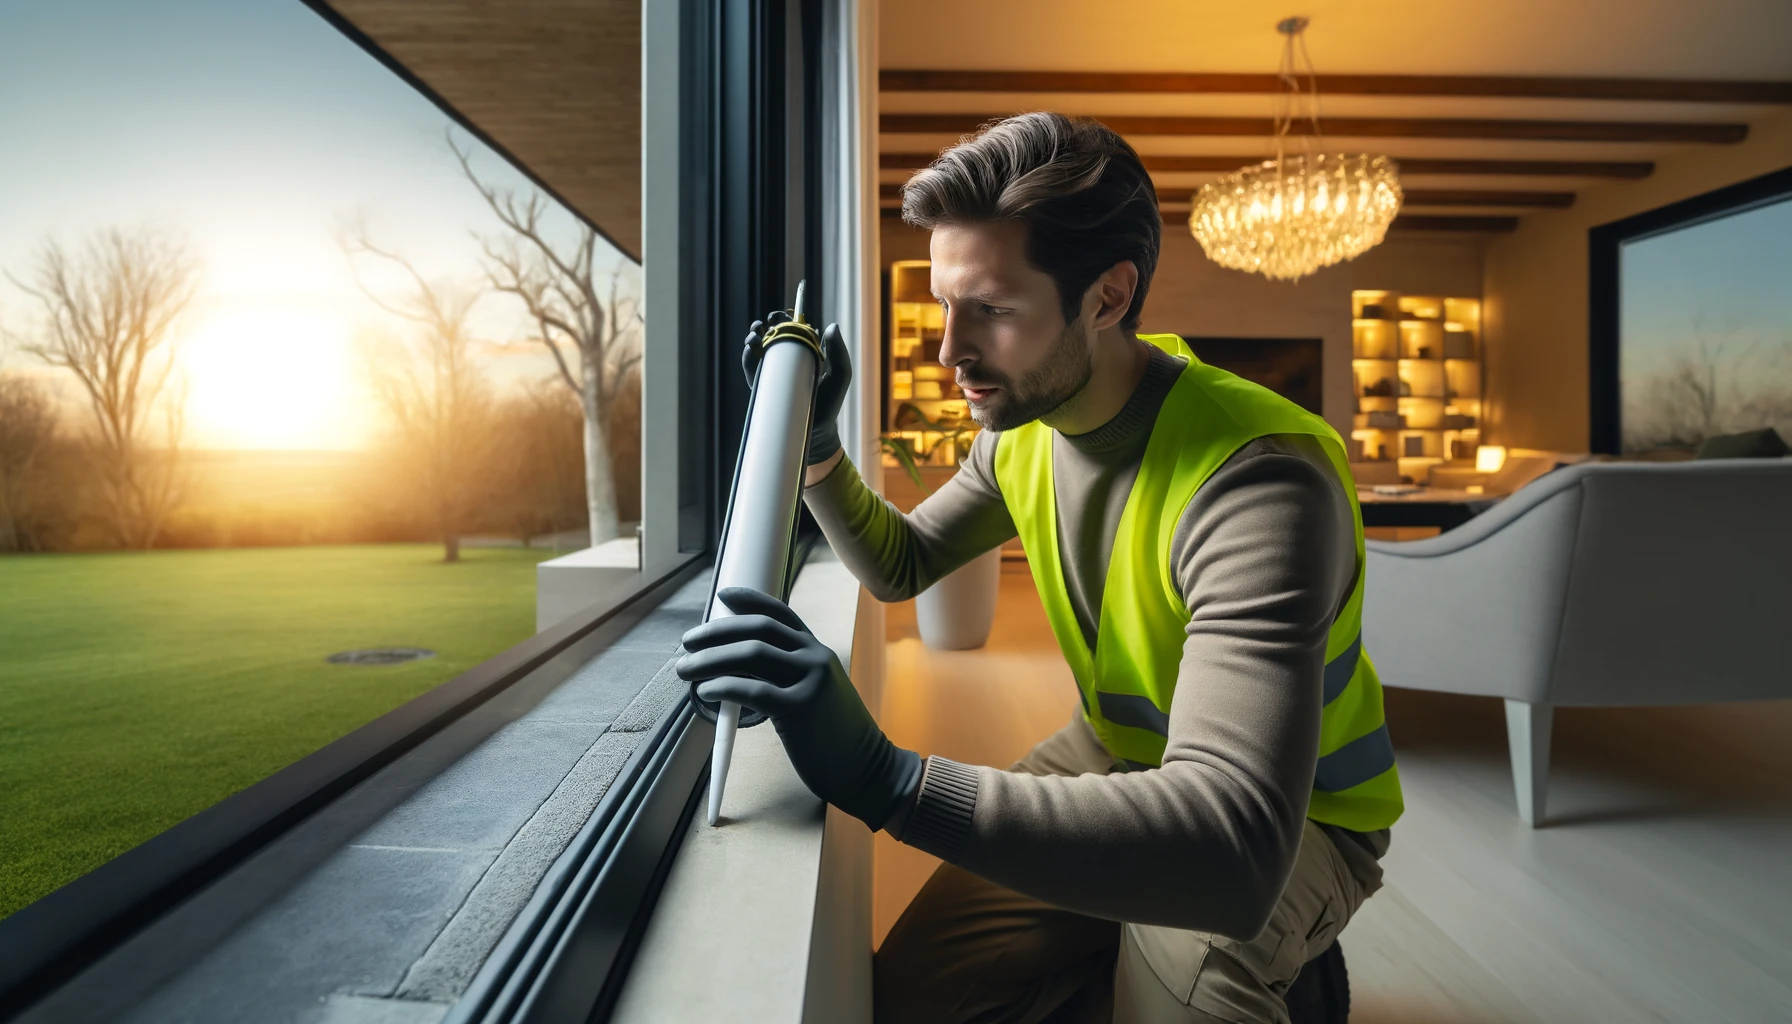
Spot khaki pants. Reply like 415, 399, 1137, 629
874, 719, 1374, 1024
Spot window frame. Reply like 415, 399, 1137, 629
1588, 163, 1792, 454
0, 0, 727, 1013
0, 0, 834, 1016
444, 0, 835, 1017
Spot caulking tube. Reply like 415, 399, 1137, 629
706, 281, 820, 826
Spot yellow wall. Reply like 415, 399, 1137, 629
882, 216, 1485, 440
1483, 111, 1792, 452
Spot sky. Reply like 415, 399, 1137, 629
1620, 195, 1792, 379
0, 0, 634, 450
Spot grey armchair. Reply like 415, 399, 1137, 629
1361, 458, 1792, 825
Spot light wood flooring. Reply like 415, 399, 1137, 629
874, 564, 1792, 1022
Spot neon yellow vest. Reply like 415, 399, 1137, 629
993, 334, 1403, 832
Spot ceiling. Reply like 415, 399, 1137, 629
321, 0, 642, 259
877, 0, 1792, 231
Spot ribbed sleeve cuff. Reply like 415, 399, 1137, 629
803, 452, 854, 493
898, 756, 979, 862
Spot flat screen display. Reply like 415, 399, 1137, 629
1618, 195, 1792, 453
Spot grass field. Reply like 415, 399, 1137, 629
0, 544, 555, 918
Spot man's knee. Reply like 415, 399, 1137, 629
874, 862, 1120, 1024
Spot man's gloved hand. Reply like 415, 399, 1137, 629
741, 311, 852, 466
676, 587, 922, 832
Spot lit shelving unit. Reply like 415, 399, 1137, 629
887, 259, 977, 465
1351, 290, 1483, 481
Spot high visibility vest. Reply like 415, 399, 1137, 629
993, 333, 1403, 832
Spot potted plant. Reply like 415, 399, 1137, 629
880, 429, 1002, 651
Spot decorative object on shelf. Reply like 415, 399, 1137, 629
1365, 410, 1405, 430
1404, 435, 1426, 458
1359, 302, 1389, 320
1187, 17, 1403, 282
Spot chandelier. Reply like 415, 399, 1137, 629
1188, 17, 1402, 282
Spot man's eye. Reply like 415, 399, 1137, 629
983, 305, 1011, 317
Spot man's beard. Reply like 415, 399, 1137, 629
961, 318, 1095, 432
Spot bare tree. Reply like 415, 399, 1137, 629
488, 382, 587, 546
1622, 310, 1792, 451
4, 227, 196, 548
0, 374, 60, 551
345, 224, 495, 563
451, 132, 642, 546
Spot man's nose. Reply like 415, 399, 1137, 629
937, 310, 974, 367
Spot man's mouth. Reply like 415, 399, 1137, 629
958, 381, 1000, 403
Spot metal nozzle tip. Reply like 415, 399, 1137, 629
792, 280, 808, 324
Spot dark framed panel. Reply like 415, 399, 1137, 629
1181, 336, 1325, 414
1589, 163, 1792, 454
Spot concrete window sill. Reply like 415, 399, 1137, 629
611, 549, 876, 1023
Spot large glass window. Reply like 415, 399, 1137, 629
0, 0, 646, 919
1618, 195, 1792, 453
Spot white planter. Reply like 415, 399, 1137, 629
915, 547, 1002, 650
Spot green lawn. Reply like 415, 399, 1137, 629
0, 544, 555, 918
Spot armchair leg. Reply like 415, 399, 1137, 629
1504, 699, 1553, 827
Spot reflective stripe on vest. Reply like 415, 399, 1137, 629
993, 333, 1404, 833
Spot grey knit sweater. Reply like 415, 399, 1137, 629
803, 344, 1389, 937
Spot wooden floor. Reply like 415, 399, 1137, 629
874, 565, 1792, 1022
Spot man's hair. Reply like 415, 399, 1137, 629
900, 112, 1160, 331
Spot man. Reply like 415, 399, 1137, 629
677, 112, 1402, 1023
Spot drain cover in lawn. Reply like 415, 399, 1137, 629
327, 647, 437, 666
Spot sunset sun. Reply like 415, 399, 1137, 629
182, 305, 367, 450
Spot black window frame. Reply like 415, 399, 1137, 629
1588, 163, 1792, 454
0, 0, 827, 1013
444, 0, 831, 1017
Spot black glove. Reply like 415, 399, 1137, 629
741, 311, 851, 466
676, 587, 922, 832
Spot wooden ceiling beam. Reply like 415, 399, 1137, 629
1399, 189, 1576, 208
886, 183, 1575, 209
1383, 214, 1521, 232
881, 152, 1655, 179
1152, 209, 1521, 232
881, 113, 1748, 144
883, 203, 1520, 232
880, 70, 1792, 104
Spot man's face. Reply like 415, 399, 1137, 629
929, 221, 1093, 431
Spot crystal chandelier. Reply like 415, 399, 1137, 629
1189, 17, 1402, 282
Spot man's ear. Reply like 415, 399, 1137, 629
1083, 260, 1139, 332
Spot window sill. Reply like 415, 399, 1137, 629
610, 547, 877, 1023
